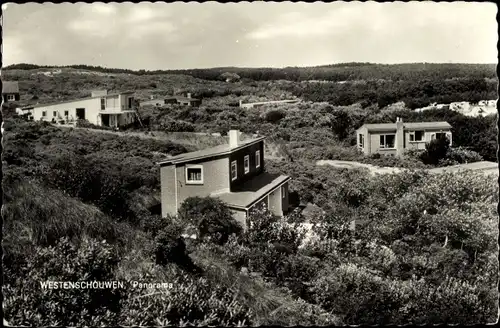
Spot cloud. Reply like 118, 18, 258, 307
81, 3, 117, 16
126, 5, 170, 22
246, 6, 367, 40
2, 36, 26, 64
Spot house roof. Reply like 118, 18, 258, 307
165, 96, 200, 102
3, 81, 19, 94
214, 173, 291, 210
359, 121, 452, 131
29, 91, 134, 108
157, 136, 266, 166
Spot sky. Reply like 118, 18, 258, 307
2, 1, 498, 70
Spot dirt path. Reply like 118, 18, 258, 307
316, 160, 408, 176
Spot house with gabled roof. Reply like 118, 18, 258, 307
157, 130, 291, 228
356, 117, 452, 157
2, 81, 20, 102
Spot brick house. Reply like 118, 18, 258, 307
157, 130, 290, 228
356, 118, 452, 157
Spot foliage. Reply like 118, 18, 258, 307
422, 137, 451, 165
178, 197, 243, 244
76, 119, 114, 131
4, 237, 122, 326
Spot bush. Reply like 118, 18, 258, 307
161, 119, 196, 132
178, 197, 243, 244
75, 119, 114, 131
444, 147, 483, 165
421, 137, 450, 165
4, 237, 122, 326
263, 109, 287, 123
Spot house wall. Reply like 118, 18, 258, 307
105, 95, 120, 109
160, 165, 178, 217
117, 112, 136, 126
118, 94, 134, 110
32, 98, 100, 124
367, 128, 453, 155
368, 130, 398, 156
268, 187, 283, 216
356, 127, 370, 155
404, 128, 452, 150
281, 182, 290, 214
175, 157, 230, 209
230, 209, 248, 230
229, 141, 264, 191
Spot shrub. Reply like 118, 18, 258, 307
178, 197, 243, 244
422, 137, 450, 165
444, 147, 483, 165
3, 237, 122, 326
75, 119, 114, 131
161, 119, 196, 132
263, 109, 287, 123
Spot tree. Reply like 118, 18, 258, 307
330, 109, 353, 140
178, 197, 242, 244
422, 136, 450, 165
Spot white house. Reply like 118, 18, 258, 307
31, 90, 137, 127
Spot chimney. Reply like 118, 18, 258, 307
150, 95, 154, 100
229, 130, 241, 148
396, 117, 404, 157
239, 99, 243, 107
187, 93, 191, 99
91, 90, 108, 97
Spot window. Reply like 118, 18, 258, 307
255, 151, 261, 168
128, 97, 133, 108
53, 111, 57, 117
231, 160, 237, 181
282, 185, 286, 199
379, 134, 396, 149
186, 165, 203, 184
435, 133, 446, 140
409, 130, 424, 142
42, 111, 47, 117
64, 110, 69, 117
244, 155, 250, 174
358, 134, 364, 148
100, 98, 105, 110
7, 94, 15, 101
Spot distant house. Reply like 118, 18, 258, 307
164, 93, 201, 107
2, 81, 20, 102
31, 90, 137, 127
140, 96, 165, 107
15, 106, 35, 120
356, 118, 452, 157
157, 130, 291, 229
239, 99, 299, 109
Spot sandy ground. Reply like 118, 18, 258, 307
316, 160, 408, 176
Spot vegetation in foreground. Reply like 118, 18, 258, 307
2, 112, 498, 325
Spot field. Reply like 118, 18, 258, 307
2, 63, 498, 325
